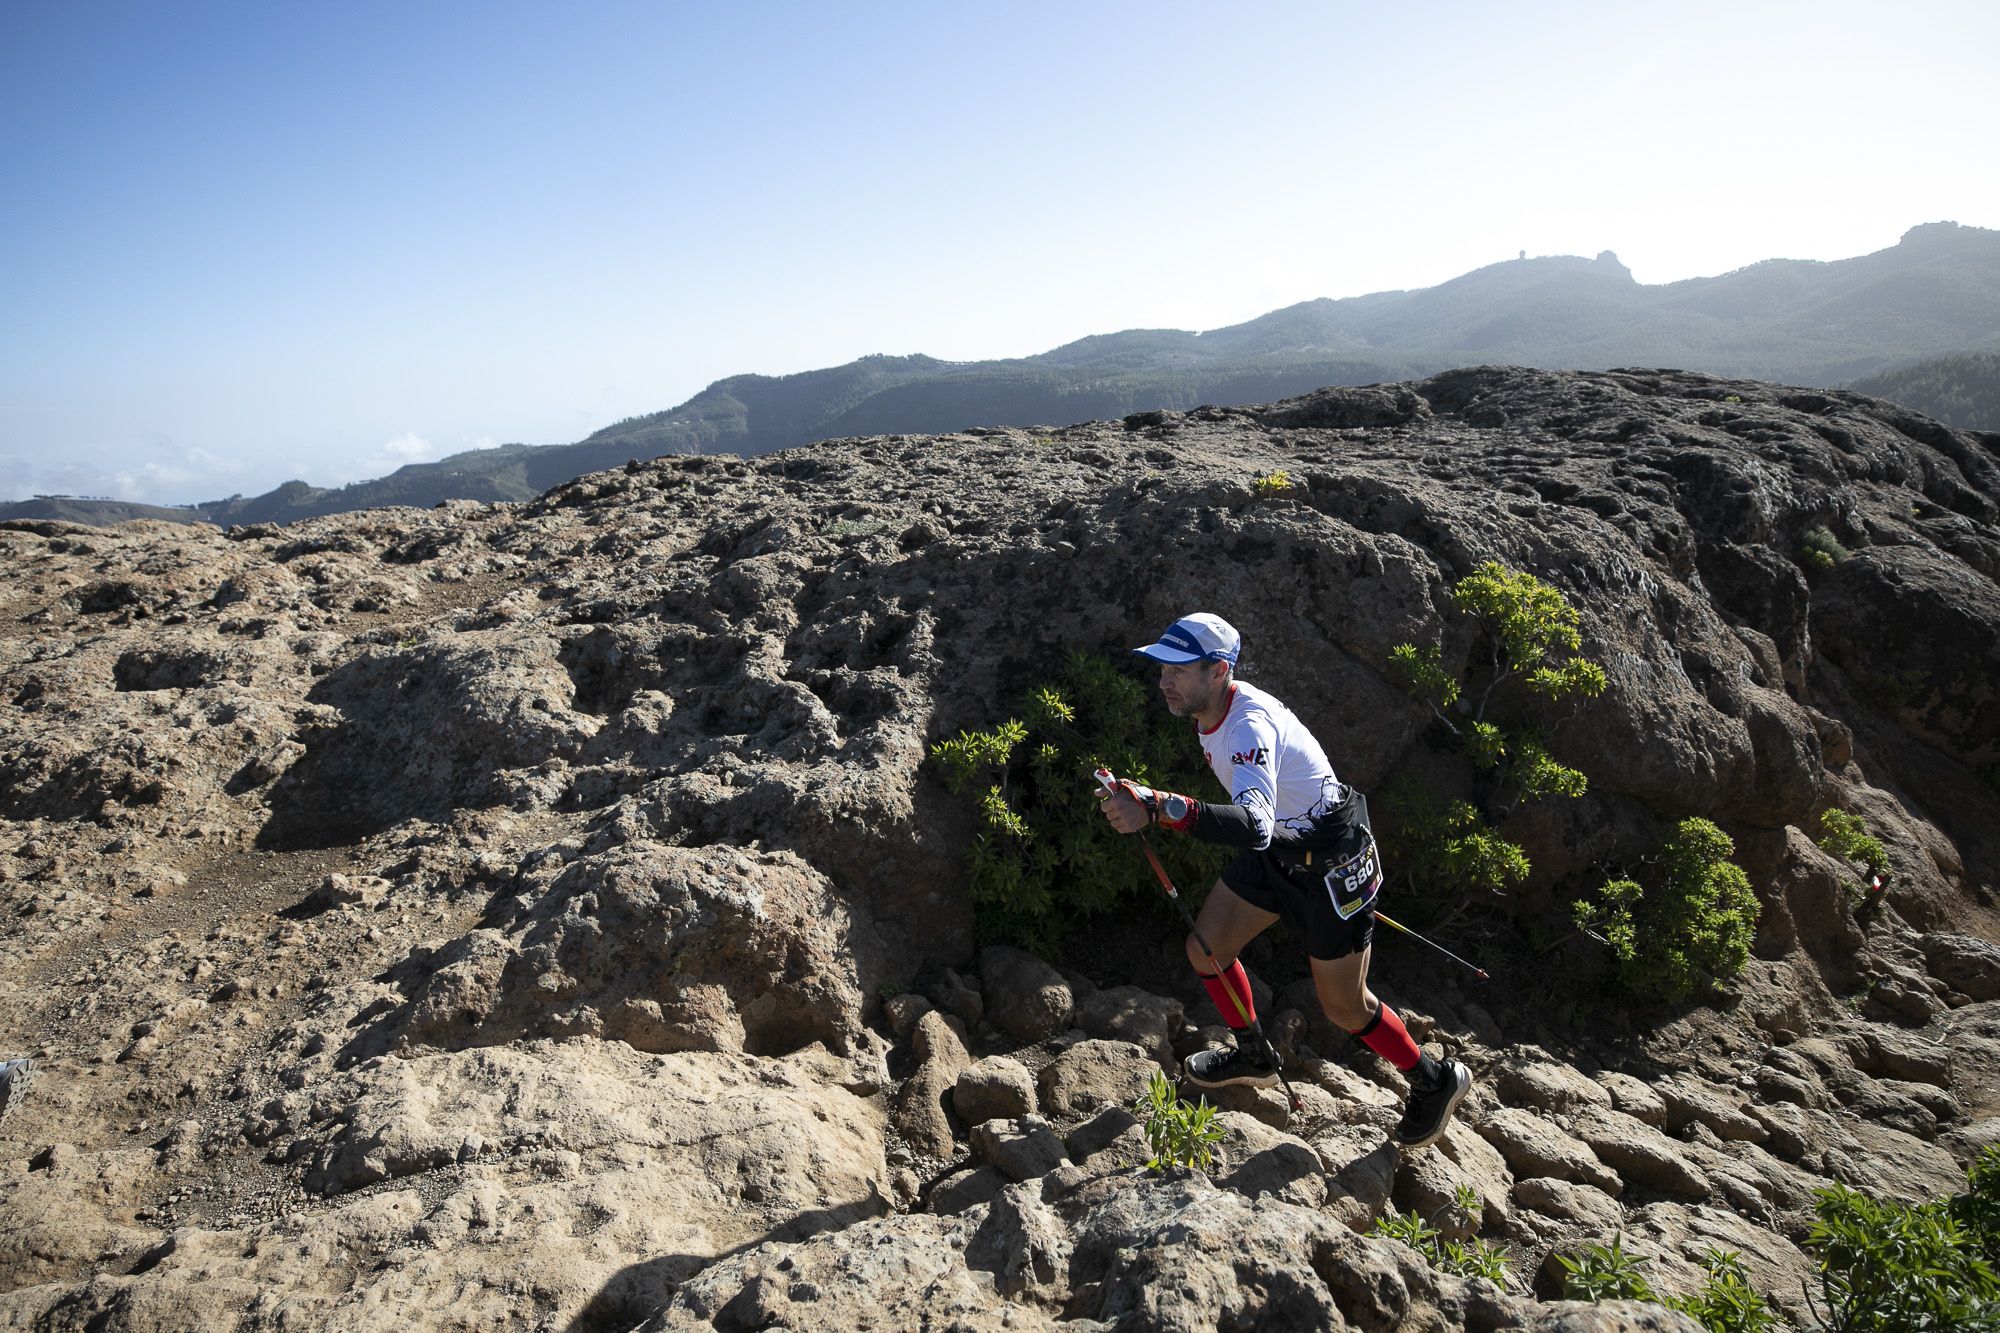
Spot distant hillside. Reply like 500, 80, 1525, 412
1848, 350, 2000, 432
0, 497, 210, 527
10, 220, 1997, 529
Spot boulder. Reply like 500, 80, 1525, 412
964, 1184, 1072, 1299
952, 1055, 1038, 1127
1036, 1039, 1155, 1120
891, 1010, 970, 1157
1921, 933, 2000, 1001
1475, 1108, 1622, 1195
978, 946, 1072, 1043
925, 1165, 1006, 1216
1512, 1177, 1624, 1229
1572, 1106, 1712, 1199
1594, 1071, 1668, 1127
1656, 1077, 1766, 1143
395, 841, 877, 1059
1074, 985, 1182, 1065
1213, 1112, 1326, 1208
1496, 1058, 1616, 1115
1857, 1026, 1953, 1087
968, 1116, 1070, 1183
1063, 1105, 1145, 1170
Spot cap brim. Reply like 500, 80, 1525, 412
1133, 644, 1205, 664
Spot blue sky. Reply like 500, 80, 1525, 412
3, 0, 1996, 505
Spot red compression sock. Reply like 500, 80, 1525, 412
1354, 1001, 1421, 1071
1199, 961, 1256, 1030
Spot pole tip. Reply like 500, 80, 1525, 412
1474, 969, 1490, 982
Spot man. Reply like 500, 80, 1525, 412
1097, 612, 1471, 1150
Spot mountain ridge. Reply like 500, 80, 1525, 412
13, 221, 1997, 528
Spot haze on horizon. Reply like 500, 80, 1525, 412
3, 0, 1997, 508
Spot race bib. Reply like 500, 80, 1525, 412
1324, 833, 1382, 921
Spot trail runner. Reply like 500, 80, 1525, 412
1097, 612, 1471, 1149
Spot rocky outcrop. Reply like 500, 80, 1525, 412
4, 367, 1999, 1328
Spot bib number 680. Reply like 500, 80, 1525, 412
1327, 838, 1381, 920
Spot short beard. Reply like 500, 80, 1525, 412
1168, 674, 1218, 719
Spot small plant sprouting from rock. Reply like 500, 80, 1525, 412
928, 651, 1227, 946
1386, 561, 1605, 900
1665, 1249, 1782, 1333
1557, 1234, 1655, 1303
1370, 1186, 1512, 1285
1798, 525, 1850, 573
1251, 470, 1295, 498
1559, 1238, 1780, 1332
1570, 818, 1758, 1004
1131, 1070, 1224, 1173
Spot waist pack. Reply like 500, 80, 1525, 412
1271, 790, 1382, 920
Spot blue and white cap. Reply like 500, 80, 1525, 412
1132, 612, 1241, 666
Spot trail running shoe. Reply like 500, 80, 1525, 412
1394, 1057, 1471, 1149
0, 1059, 31, 1126
1184, 1044, 1278, 1090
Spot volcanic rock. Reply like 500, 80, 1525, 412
5, 366, 1999, 1328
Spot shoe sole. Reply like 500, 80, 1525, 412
0, 1059, 30, 1126
1183, 1069, 1280, 1090
1393, 1063, 1471, 1150
1182, 1051, 1280, 1090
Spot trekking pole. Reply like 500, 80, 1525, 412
1372, 908, 1489, 982
1094, 769, 1305, 1114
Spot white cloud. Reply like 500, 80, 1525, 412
326, 431, 449, 486
0, 438, 252, 508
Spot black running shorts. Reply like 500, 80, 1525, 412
1221, 826, 1381, 962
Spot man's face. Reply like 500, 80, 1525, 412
1158, 659, 1223, 717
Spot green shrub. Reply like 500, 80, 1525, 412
1572, 818, 1757, 1004
1955, 1146, 2000, 1267
1799, 525, 1850, 572
1386, 561, 1603, 898
1251, 469, 1295, 497
1817, 809, 1888, 878
1387, 781, 1530, 901
1807, 1152, 2000, 1331
1131, 1070, 1224, 1172
928, 651, 1227, 946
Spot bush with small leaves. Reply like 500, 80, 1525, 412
1131, 1070, 1224, 1172
1572, 818, 1757, 1004
1817, 809, 1887, 878
1251, 469, 1295, 497
1387, 781, 1530, 901
1808, 1155, 2000, 1332
1799, 525, 1850, 573
928, 651, 1227, 947
1387, 561, 1603, 900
